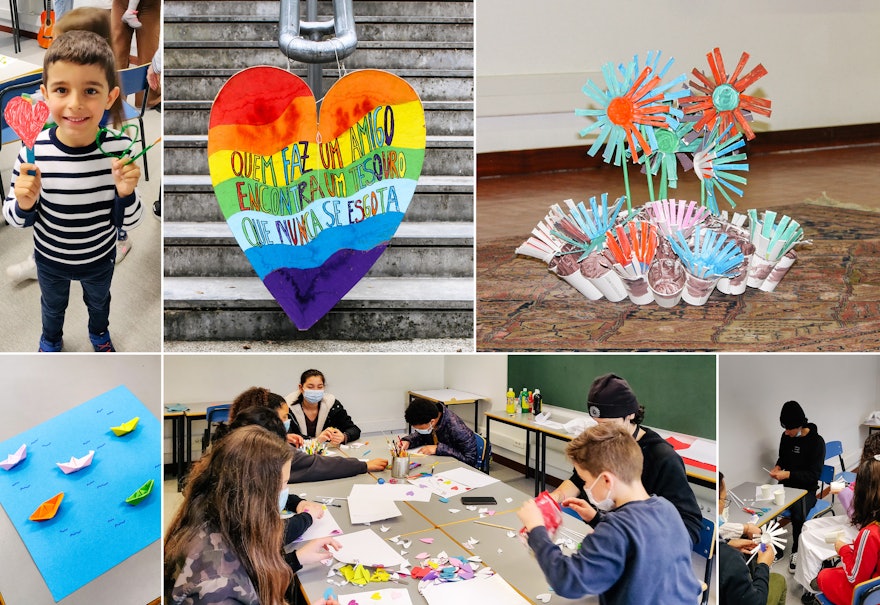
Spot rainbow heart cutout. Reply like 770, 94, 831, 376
4, 96, 50, 150
208, 68, 426, 330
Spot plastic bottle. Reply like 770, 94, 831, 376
506, 387, 515, 416
520, 387, 529, 414
532, 389, 542, 415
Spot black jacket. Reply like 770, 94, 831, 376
775, 422, 824, 492
287, 395, 361, 444
719, 541, 770, 605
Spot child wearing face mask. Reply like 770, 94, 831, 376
400, 397, 478, 468
769, 400, 824, 574
285, 369, 361, 446
517, 423, 702, 604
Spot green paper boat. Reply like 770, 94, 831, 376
125, 479, 154, 505
111, 416, 139, 437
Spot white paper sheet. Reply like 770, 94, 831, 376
675, 437, 716, 465
435, 467, 500, 489
348, 494, 402, 524
331, 588, 412, 605
331, 529, 409, 567
421, 574, 531, 605
349, 482, 433, 503
290, 507, 344, 543
408, 474, 472, 499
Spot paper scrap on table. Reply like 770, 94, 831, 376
331, 529, 409, 568
419, 537, 434, 544
434, 467, 500, 489
330, 587, 412, 605
533, 412, 565, 430
347, 493, 402, 524
409, 475, 472, 499
350, 483, 432, 503
289, 507, 344, 544
420, 573, 531, 605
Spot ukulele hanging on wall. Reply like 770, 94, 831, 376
37, 0, 55, 48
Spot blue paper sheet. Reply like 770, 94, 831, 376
0, 385, 160, 601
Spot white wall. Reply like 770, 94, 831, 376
719, 355, 880, 490
476, 0, 880, 152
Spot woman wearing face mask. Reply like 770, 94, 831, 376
548, 374, 703, 546
165, 425, 341, 604
400, 397, 478, 468
285, 369, 361, 446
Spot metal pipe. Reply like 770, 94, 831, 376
278, 0, 358, 64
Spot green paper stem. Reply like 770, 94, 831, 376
621, 158, 632, 214
646, 164, 655, 202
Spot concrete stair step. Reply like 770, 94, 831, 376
164, 174, 474, 223
163, 276, 474, 340
163, 221, 474, 278
165, 15, 473, 43
163, 135, 474, 177
164, 100, 473, 137
166, 68, 473, 102
164, 0, 474, 19
166, 40, 473, 71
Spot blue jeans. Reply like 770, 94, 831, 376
36, 258, 115, 343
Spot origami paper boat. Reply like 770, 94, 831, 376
125, 479, 154, 505
110, 416, 139, 436
30, 492, 64, 521
56, 450, 95, 474
0, 443, 27, 470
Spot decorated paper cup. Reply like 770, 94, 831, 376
579, 252, 627, 302
619, 274, 654, 305
747, 255, 776, 289
773, 489, 785, 506
559, 272, 604, 300
830, 479, 846, 494
760, 484, 773, 499
759, 250, 797, 293
717, 240, 755, 295
682, 272, 720, 306
647, 259, 685, 308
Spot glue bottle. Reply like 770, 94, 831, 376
532, 389, 542, 416
506, 387, 515, 416
520, 387, 529, 414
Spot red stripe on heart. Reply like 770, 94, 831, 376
4, 97, 50, 149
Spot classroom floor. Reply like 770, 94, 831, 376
0, 35, 162, 352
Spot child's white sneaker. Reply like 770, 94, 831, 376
7, 254, 37, 282
122, 9, 142, 28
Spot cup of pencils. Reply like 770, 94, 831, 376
391, 455, 410, 478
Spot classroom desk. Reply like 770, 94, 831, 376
727, 481, 808, 528
442, 510, 599, 605
866, 424, 880, 436
163, 408, 186, 489
408, 389, 486, 431
485, 412, 717, 496
0, 54, 40, 81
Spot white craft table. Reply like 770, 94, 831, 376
407, 389, 486, 431
727, 481, 808, 528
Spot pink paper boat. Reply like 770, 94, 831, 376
0, 443, 27, 470
56, 450, 95, 474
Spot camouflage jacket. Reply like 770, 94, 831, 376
169, 526, 259, 604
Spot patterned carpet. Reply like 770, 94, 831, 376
476, 202, 880, 351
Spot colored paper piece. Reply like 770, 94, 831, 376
110, 416, 139, 437
433, 467, 499, 489
29, 492, 64, 521
207, 67, 426, 330
420, 574, 531, 605
665, 436, 689, 450
408, 475, 471, 500
349, 482, 432, 503
4, 96, 50, 149
682, 458, 717, 473
56, 449, 95, 474
536, 593, 552, 603
124, 478, 155, 505
0, 443, 27, 470
0, 386, 161, 601
419, 537, 434, 544
290, 507, 344, 543
331, 529, 409, 568
333, 588, 412, 605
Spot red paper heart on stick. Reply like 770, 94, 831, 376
4, 97, 50, 149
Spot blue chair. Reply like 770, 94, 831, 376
115, 63, 151, 181
693, 517, 715, 605
826, 440, 857, 485
0, 71, 44, 193
474, 432, 492, 473
816, 576, 880, 604
810, 441, 857, 519
201, 404, 231, 453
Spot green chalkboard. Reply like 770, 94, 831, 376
507, 355, 716, 439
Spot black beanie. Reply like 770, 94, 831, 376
587, 374, 639, 419
780, 400, 808, 429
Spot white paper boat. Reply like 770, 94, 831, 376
0, 443, 27, 470
56, 450, 95, 474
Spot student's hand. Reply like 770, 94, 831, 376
769, 468, 790, 481
418, 445, 436, 455
729, 538, 757, 554
325, 428, 346, 446
297, 536, 342, 565
399, 440, 410, 452
296, 500, 325, 519
756, 543, 775, 567
316, 428, 335, 444
147, 64, 161, 92
112, 157, 141, 197
517, 499, 545, 531
367, 458, 388, 472
287, 433, 304, 447
561, 497, 597, 523
834, 537, 850, 553
743, 523, 762, 539
13, 165, 41, 210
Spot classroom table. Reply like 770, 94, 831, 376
441, 510, 599, 605
163, 407, 187, 489
485, 411, 718, 496
407, 389, 486, 431
727, 481, 808, 528
0, 53, 40, 82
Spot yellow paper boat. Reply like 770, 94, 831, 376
30, 492, 64, 521
125, 478, 154, 505
111, 416, 139, 436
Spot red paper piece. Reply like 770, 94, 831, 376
681, 457, 717, 473
665, 436, 689, 450
4, 97, 50, 149
410, 567, 431, 579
